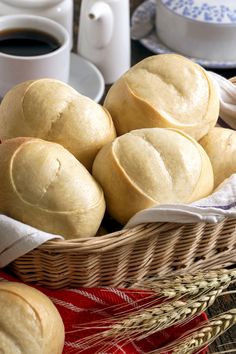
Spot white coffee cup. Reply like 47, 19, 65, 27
0, 14, 70, 97
0, 0, 74, 49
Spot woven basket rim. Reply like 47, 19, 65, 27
10, 216, 236, 288
37, 222, 173, 249
37, 217, 234, 251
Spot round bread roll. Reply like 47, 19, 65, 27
0, 282, 64, 354
0, 79, 116, 171
92, 128, 214, 224
104, 54, 219, 140
0, 137, 105, 239
199, 127, 236, 187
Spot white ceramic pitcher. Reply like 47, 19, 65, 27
0, 0, 73, 46
77, 0, 131, 84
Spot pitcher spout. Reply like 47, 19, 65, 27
87, 1, 113, 48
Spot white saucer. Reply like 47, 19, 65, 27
69, 53, 105, 102
131, 0, 236, 69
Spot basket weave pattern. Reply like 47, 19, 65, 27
10, 218, 236, 289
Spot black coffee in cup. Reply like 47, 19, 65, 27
0, 28, 60, 56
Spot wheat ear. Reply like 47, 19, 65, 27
130, 269, 236, 299
70, 287, 224, 352
171, 309, 236, 354
70, 275, 227, 352
101, 287, 223, 342
107, 269, 236, 318
115, 269, 236, 314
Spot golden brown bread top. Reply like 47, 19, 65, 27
113, 129, 203, 203
104, 54, 219, 139
11, 139, 102, 212
126, 54, 210, 125
93, 128, 214, 224
0, 282, 64, 354
199, 126, 236, 187
0, 137, 105, 238
0, 79, 116, 170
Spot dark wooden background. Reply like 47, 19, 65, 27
73, 1, 236, 353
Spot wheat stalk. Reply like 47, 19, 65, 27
168, 309, 236, 354
66, 270, 234, 354
103, 269, 236, 319
105, 288, 223, 341
130, 269, 236, 299
70, 286, 224, 354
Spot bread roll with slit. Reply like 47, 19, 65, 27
0, 79, 116, 171
0, 281, 64, 354
104, 54, 219, 140
199, 127, 236, 187
92, 128, 214, 224
0, 137, 105, 238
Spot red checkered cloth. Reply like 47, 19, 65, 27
0, 271, 207, 354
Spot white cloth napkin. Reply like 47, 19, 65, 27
1, 72, 236, 268
125, 174, 236, 228
0, 215, 63, 268
208, 71, 236, 129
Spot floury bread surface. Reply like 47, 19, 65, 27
0, 282, 64, 354
104, 54, 219, 140
0, 137, 105, 239
92, 128, 214, 224
0, 79, 116, 171
199, 127, 236, 188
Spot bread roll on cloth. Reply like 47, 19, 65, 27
0, 282, 64, 354
0, 79, 116, 171
92, 128, 214, 224
199, 127, 236, 188
0, 137, 105, 239
104, 54, 219, 140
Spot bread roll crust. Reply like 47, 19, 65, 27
0, 282, 64, 354
199, 127, 236, 187
0, 137, 105, 238
92, 128, 214, 224
104, 54, 219, 140
0, 79, 116, 170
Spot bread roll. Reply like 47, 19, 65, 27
0, 282, 64, 354
104, 54, 219, 140
0, 79, 116, 171
199, 127, 236, 187
0, 137, 105, 239
92, 128, 214, 224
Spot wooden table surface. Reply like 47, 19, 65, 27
74, 1, 236, 352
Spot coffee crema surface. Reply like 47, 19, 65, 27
0, 28, 60, 56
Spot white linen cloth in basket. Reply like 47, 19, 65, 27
1, 71, 236, 268
208, 71, 236, 130
0, 216, 63, 268
125, 174, 236, 228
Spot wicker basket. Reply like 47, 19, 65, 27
5, 77, 236, 290
9, 217, 236, 289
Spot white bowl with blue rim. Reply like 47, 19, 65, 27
156, 0, 236, 61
